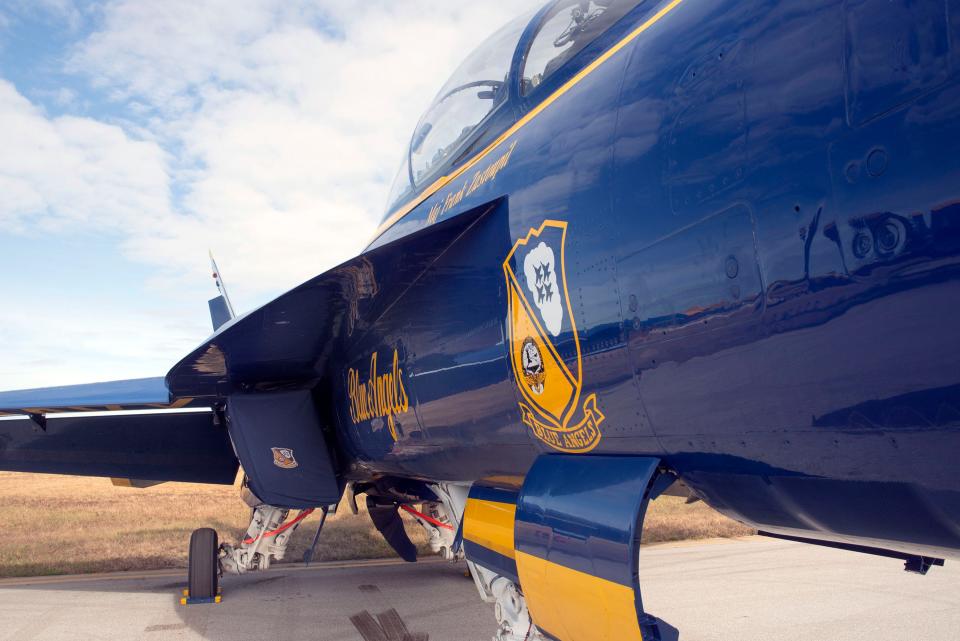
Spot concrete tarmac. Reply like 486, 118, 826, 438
0, 537, 957, 641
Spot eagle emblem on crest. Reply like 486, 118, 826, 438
503, 220, 603, 453
271, 447, 298, 469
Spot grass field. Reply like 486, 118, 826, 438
0, 472, 753, 577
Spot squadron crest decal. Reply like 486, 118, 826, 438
503, 220, 603, 453
271, 447, 298, 469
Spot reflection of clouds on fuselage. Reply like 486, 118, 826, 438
744, 2, 842, 123
611, 97, 666, 162
510, 106, 617, 209
524, 241, 564, 336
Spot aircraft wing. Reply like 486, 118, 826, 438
0, 377, 194, 416
0, 378, 237, 485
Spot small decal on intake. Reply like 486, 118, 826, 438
271, 447, 298, 469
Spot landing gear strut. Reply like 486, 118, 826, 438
218, 493, 317, 575
184, 483, 324, 604
468, 562, 542, 641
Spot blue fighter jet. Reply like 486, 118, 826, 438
2, 1, 960, 639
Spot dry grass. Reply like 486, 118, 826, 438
0, 472, 751, 578
644, 494, 754, 543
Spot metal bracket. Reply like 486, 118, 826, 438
211, 404, 227, 428
26, 413, 46, 433
648, 469, 679, 501
904, 556, 945, 575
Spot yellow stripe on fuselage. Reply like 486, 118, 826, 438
516, 551, 645, 641
371, 0, 686, 243
462, 498, 516, 560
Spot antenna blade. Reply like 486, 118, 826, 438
208, 250, 236, 319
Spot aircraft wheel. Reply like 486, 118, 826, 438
188, 528, 219, 600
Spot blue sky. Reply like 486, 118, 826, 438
0, 0, 543, 390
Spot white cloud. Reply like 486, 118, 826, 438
0, 80, 171, 233
1, 0, 84, 30
66, 0, 544, 297
0, 305, 205, 390
0, 0, 547, 388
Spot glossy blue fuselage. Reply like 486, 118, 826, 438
341, 0, 960, 560
7, 0, 960, 593
158, 0, 960, 562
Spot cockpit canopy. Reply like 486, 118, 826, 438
384, 1, 645, 219
383, 10, 532, 212
410, 13, 531, 188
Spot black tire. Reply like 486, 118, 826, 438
188, 528, 219, 600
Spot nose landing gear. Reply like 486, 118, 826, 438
183, 485, 327, 604
218, 503, 318, 575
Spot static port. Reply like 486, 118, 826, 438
725, 255, 740, 279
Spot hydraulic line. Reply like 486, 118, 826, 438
400, 504, 455, 531
243, 508, 315, 544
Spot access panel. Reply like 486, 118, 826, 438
227, 390, 340, 508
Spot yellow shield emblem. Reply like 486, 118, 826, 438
503, 220, 603, 453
